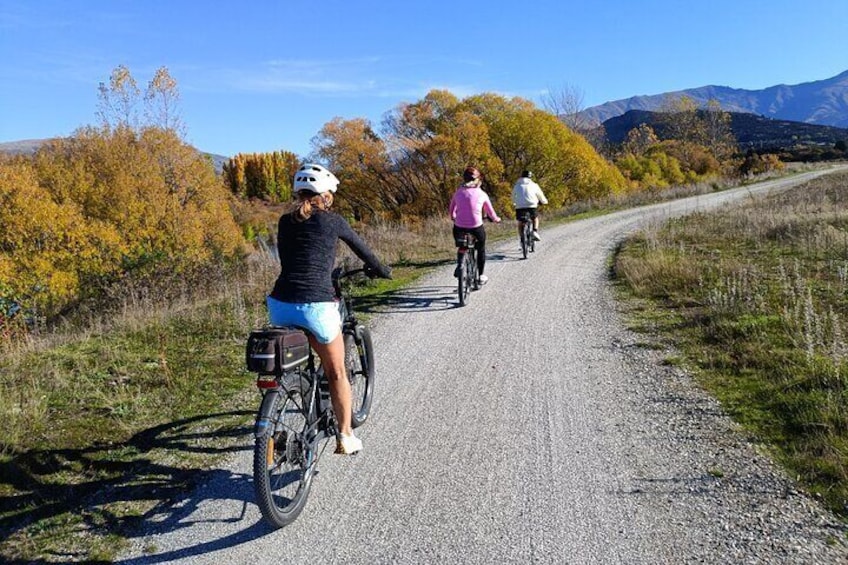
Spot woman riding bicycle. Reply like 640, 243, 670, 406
449, 166, 501, 284
267, 163, 391, 455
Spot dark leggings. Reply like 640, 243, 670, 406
453, 225, 487, 275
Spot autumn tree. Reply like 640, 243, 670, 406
382, 90, 502, 214
739, 150, 784, 177
144, 66, 185, 136
653, 94, 741, 180
0, 157, 122, 317
98, 65, 188, 137
311, 117, 396, 221
223, 151, 300, 202
622, 123, 660, 156
660, 95, 704, 148
460, 93, 627, 206
6, 127, 245, 318
97, 64, 141, 129
615, 149, 687, 189
701, 99, 736, 163
660, 95, 736, 166
540, 83, 592, 132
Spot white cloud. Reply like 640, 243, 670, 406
208, 56, 487, 99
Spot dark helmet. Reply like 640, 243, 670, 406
521, 170, 533, 178
463, 166, 481, 182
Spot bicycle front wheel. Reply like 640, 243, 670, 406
469, 251, 480, 291
346, 327, 375, 428
520, 226, 528, 259
458, 258, 470, 306
253, 389, 315, 528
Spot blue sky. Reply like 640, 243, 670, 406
2, 0, 847, 158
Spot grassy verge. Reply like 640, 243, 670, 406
613, 169, 848, 519
0, 164, 831, 561
0, 288, 265, 562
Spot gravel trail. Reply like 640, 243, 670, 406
119, 168, 848, 564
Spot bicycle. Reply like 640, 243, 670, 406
245, 266, 376, 528
517, 210, 535, 259
455, 233, 480, 306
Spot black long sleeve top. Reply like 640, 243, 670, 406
269, 210, 387, 303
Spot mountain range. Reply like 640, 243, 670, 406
579, 69, 848, 128
602, 110, 848, 151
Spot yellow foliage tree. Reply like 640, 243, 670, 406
223, 150, 300, 202
460, 93, 627, 207
312, 117, 395, 221
0, 157, 123, 314
2, 126, 244, 318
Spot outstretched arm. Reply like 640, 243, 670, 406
483, 198, 501, 223
536, 185, 549, 205
337, 217, 392, 278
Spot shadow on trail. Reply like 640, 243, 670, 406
113, 515, 275, 565
353, 251, 530, 314
0, 410, 259, 564
355, 284, 460, 314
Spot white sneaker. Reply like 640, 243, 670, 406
478, 274, 489, 284
336, 433, 362, 455
532, 231, 541, 241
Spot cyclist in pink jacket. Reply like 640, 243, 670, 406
449, 166, 501, 284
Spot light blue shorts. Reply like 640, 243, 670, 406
266, 296, 342, 344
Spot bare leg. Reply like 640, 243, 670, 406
533, 217, 540, 231
309, 333, 353, 436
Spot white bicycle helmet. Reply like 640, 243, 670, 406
293, 163, 339, 194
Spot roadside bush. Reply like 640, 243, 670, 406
0, 126, 245, 322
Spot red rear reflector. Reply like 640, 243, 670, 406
256, 379, 277, 389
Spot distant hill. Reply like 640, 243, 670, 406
0, 138, 230, 174
0, 139, 49, 156
579, 70, 848, 128
602, 109, 848, 151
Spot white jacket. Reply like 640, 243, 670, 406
512, 178, 548, 208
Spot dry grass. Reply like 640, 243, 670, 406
614, 169, 848, 517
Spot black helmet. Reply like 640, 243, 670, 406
463, 166, 481, 183
521, 170, 533, 178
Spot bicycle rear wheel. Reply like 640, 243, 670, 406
345, 327, 375, 428
253, 388, 315, 528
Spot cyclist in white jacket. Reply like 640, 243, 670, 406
511, 170, 548, 241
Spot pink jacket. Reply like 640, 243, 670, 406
449, 185, 500, 228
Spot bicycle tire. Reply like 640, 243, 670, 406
458, 255, 469, 306
346, 328, 375, 428
469, 250, 480, 291
528, 223, 536, 254
253, 389, 315, 528
520, 224, 528, 259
